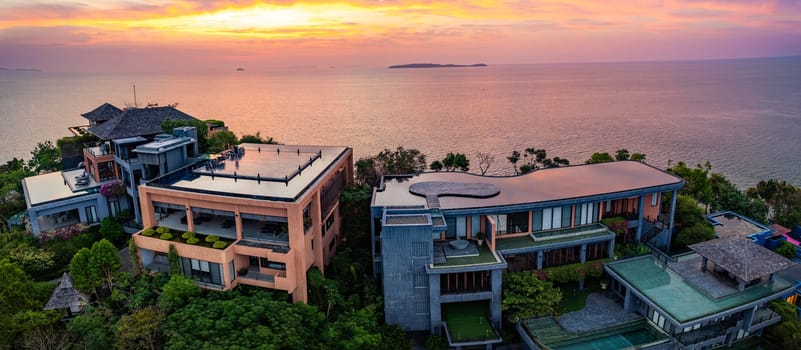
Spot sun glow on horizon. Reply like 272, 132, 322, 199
0, 1, 799, 72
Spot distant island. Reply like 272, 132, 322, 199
0, 67, 41, 72
388, 63, 488, 69
236, 67, 245, 72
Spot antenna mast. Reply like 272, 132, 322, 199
133, 85, 137, 108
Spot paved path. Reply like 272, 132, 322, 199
557, 292, 641, 333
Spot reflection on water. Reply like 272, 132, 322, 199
1, 57, 800, 187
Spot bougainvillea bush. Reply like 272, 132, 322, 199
39, 223, 87, 244
100, 180, 126, 198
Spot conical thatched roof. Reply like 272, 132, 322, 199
44, 272, 89, 312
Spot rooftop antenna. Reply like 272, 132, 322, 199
133, 85, 138, 108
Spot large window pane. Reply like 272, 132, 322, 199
507, 212, 529, 233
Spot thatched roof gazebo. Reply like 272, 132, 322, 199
690, 238, 795, 291
44, 272, 89, 316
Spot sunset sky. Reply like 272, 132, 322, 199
1, 0, 800, 72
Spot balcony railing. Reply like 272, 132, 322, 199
748, 308, 781, 331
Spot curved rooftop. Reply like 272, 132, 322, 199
373, 161, 684, 210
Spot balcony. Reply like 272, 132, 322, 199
442, 302, 502, 347
674, 321, 735, 350
748, 308, 781, 332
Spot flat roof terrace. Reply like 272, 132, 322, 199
373, 161, 684, 210
606, 255, 795, 325
707, 212, 770, 239
159, 144, 350, 201
23, 169, 104, 206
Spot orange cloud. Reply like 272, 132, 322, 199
0, 1, 799, 71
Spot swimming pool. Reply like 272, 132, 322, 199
549, 323, 665, 350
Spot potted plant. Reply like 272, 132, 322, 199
600, 278, 610, 290
475, 231, 486, 246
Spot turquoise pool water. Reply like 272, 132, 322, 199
551, 326, 662, 350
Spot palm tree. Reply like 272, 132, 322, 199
507, 151, 521, 175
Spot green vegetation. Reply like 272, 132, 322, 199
673, 195, 716, 249
355, 147, 427, 186
764, 300, 801, 349
442, 302, 496, 342
668, 161, 768, 222
508, 148, 569, 175
540, 260, 605, 283
586, 149, 646, 164
556, 281, 601, 314
239, 132, 280, 144
775, 241, 797, 259
502, 271, 562, 322
431, 152, 470, 172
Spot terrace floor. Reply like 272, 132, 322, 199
557, 292, 641, 333
442, 301, 499, 344
432, 241, 499, 267
668, 254, 739, 299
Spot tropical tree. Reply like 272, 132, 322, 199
239, 132, 279, 144
586, 152, 614, 164
70, 239, 120, 295
100, 217, 125, 247
27, 140, 61, 174
162, 119, 209, 153
158, 275, 201, 312
114, 307, 165, 350
440, 152, 469, 172
355, 147, 427, 186
207, 130, 238, 153
502, 271, 562, 322
507, 151, 521, 175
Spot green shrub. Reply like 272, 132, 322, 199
205, 235, 220, 243
775, 241, 797, 259
142, 228, 155, 237
212, 241, 227, 249
160, 233, 173, 240
156, 226, 170, 235
181, 231, 195, 240
186, 237, 199, 245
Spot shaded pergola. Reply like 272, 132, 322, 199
690, 238, 795, 291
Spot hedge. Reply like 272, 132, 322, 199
541, 260, 606, 283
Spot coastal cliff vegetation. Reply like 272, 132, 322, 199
0, 142, 799, 348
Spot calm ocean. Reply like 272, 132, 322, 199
1, 57, 799, 188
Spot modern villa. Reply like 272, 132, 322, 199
132, 144, 353, 303
22, 104, 205, 235
370, 161, 685, 348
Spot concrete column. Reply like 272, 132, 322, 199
29, 209, 41, 234
580, 244, 587, 263
666, 190, 678, 252
608, 238, 615, 258
738, 279, 746, 292
636, 195, 645, 241
537, 251, 543, 270
429, 274, 442, 334
234, 210, 242, 240
185, 206, 194, 232
490, 270, 503, 329
701, 257, 708, 272
624, 287, 635, 312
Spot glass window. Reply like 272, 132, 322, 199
455, 216, 466, 238
445, 217, 456, 238
552, 208, 562, 229
85, 206, 98, 223
532, 210, 543, 231
561, 206, 572, 227
507, 212, 529, 233
303, 204, 312, 232
542, 208, 553, 230
651, 192, 658, 207
109, 200, 120, 217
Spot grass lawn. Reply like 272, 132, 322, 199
556, 280, 601, 314
443, 301, 498, 343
